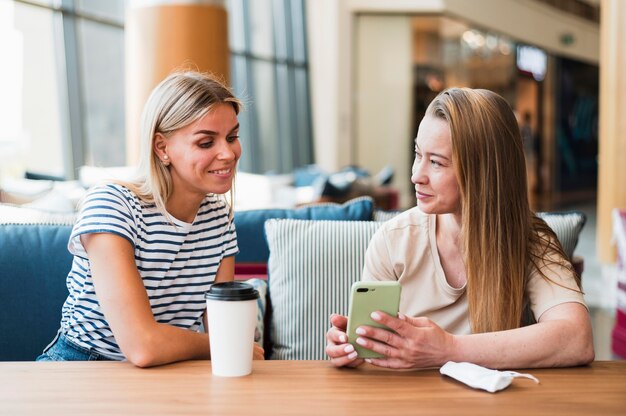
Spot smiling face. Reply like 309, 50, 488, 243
155, 103, 241, 204
411, 115, 461, 216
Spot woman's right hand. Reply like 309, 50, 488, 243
325, 314, 364, 368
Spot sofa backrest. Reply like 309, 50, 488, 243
0, 202, 586, 362
0, 223, 73, 360
233, 196, 374, 265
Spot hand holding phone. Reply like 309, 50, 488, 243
346, 281, 401, 358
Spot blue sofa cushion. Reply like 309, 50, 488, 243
0, 223, 73, 360
233, 196, 374, 264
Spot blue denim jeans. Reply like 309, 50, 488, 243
36, 333, 114, 362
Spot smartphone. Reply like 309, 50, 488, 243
346, 281, 401, 358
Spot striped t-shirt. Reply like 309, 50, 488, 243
59, 184, 238, 360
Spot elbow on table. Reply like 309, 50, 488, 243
548, 306, 596, 367
122, 345, 159, 368
541, 319, 595, 368
564, 325, 595, 367
127, 349, 161, 368
121, 336, 164, 368
576, 318, 596, 365
575, 338, 595, 366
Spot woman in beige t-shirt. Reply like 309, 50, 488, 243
326, 88, 594, 370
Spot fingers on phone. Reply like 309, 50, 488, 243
330, 314, 348, 330
327, 326, 348, 344
326, 339, 360, 365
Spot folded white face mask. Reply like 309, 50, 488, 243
440, 361, 540, 393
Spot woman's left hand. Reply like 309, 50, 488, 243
355, 312, 457, 369
253, 343, 265, 360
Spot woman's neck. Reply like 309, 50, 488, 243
437, 213, 463, 248
165, 191, 204, 224
435, 213, 467, 288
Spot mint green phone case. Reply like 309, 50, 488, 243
346, 281, 401, 359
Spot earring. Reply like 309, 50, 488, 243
163, 155, 169, 160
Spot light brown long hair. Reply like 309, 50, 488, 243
120, 71, 242, 220
426, 88, 580, 333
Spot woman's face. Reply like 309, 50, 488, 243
411, 115, 461, 215
159, 103, 241, 200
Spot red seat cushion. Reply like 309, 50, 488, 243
234, 263, 268, 280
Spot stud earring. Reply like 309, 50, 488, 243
163, 155, 169, 160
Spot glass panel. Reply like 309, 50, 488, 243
230, 54, 256, 172
294, 67, 312, 166
227, 0, 312, 175
19, 0, 58, 6
0, 2, 65, 178
226, 0, 246, 53
77, 18, 125, 167
272, 0, 289, 61
290, 0, 306, 64
251, 60, 279, 173
248, 0, 274, 58
274, 63, 292, 173
76, 0, 125, 23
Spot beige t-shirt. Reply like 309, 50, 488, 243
362, 207, 586, 335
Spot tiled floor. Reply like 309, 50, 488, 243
565, 201, 619, 360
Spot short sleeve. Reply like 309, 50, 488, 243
362, 224, 397, 282
68, 185, 137, 259
526, 249, 587, 321
222, 214, 239, 258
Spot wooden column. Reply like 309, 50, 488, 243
125, 0, 229, 165
597, 0, 626, 262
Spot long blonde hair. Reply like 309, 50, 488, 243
426, 88, 579, 333
121, 71, 242, 218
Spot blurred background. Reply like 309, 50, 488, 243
1, 0, 625, 359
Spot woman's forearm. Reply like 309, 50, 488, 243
125, 323, 211, 367
450, 303, 594, 369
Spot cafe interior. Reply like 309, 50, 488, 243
1, 0, 625, 413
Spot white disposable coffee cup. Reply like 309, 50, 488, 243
205, 281, 259, 377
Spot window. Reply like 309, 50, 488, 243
1, 2, 66, 178
77, 18, 125, 167
227, 0, 313, 174
2, 0, 311, 180
1, 0, 125, 180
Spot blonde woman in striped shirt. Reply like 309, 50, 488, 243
38, 71, 264, 367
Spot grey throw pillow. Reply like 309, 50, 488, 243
537, 211, 586, 259
265, 219, 383, 360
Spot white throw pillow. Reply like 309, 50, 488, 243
0, 203, 77, 225
265, 219, 383, 360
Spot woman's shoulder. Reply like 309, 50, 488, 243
81, 183, 144, 215
85, 183, 138, 201
381, 206, 430, 232
368, 207, 433, 259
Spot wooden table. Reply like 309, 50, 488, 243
1, 360, 625, 415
